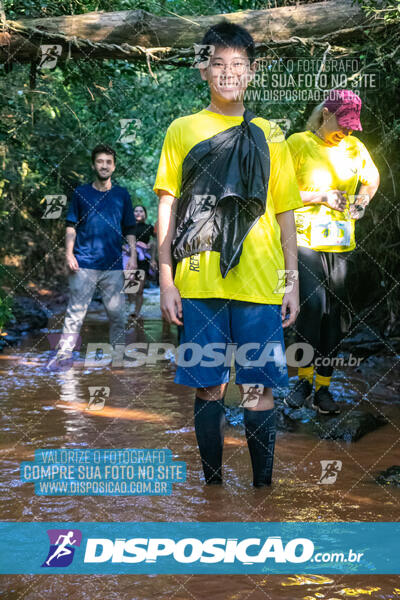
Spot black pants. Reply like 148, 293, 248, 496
294, 246, 352, 378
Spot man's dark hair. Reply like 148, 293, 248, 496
201, 22, 256, 64
91, 144, 116, 164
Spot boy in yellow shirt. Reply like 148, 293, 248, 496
154, 22, 303, 486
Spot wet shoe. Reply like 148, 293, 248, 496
284, 378, 313, 409
312, 386, 340, 415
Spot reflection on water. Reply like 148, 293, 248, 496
0, 292, 399, 598
282, 575, 334, 586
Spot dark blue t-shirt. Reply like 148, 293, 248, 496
66, 183, 135, 270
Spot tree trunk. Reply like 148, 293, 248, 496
0, 2, 387, 65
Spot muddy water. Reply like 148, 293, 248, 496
1, 290, 400, 599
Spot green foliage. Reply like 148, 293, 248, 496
0, 269, 14, 331
1, 0, 399, 331
0, 296, 13, 331
355, 0, 400, 23
4, 0, 317, 19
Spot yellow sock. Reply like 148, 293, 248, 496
298, 366, 314, 384
315, 373, 331, 391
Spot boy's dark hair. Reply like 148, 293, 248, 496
201, 21, 256, 64
91, 144, 116, 164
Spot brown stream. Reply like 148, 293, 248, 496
1, 290, 399, 599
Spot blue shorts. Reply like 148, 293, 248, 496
175, 298, 289, 389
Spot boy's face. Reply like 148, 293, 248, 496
200, 47, 255, 104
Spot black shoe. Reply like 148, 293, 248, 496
284, 378, 313, 409
312, 386, 340, 415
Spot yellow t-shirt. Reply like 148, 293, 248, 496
154, 109, 303, 304
287, 130, 378, 252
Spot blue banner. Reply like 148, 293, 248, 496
0, 522, 398, 574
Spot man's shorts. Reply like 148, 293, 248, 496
175, 298, 289, 389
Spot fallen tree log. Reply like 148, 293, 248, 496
0, 2, 395, 66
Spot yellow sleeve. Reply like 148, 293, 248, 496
153, 121, 183, 198
268, 129, 303, 214
286, 133, 303, 176
357, 139, 379, 186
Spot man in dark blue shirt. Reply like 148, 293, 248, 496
55, 144, 137, 360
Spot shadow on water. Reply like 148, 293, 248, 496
0, 290, 399, 598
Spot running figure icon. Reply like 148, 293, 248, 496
45, 531, 77, 566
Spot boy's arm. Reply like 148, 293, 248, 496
275, 210, 299, 328
157, 191, 183, 325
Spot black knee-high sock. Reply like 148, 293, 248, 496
194, 396, 225, 484
244, 408, 276, 487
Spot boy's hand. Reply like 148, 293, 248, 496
281, 288, 299, 328
66, 253, 79, 272
161, 285, 183, 325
